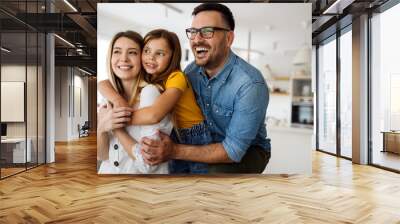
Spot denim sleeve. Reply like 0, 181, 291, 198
222, 81, 269, 162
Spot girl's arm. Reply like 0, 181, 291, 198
98, 79, 182, 126
130, 88, 182, 125
98, 80, 129, 107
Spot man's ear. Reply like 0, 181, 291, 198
227, 31, 234, 47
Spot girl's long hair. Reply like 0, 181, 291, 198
107, 31, 146, 106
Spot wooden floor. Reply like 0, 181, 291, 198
1, 135, 400, 223
1, 167, 26, 178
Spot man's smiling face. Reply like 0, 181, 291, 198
190, 10, 233, 74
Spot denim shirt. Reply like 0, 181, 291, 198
184, 51, 271, 162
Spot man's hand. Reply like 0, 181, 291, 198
140, 131, 175, 165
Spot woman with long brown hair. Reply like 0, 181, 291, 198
97, 31, 172, 174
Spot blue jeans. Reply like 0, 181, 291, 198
169, 122, 212, 174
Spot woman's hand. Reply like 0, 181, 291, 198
97, 103, 134, 134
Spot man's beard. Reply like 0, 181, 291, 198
198, 50, 225, 72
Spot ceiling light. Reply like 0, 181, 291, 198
54, 34, 75, 48
264, 25, 273, 31
323, 0, 355, 14
232, 47, 264, 56
161, 4, 183, 14
78, 67, 92, 76
63, 0, 78, 12
1, 47, 11, 53
293, 46, 311, 65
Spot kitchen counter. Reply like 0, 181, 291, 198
264, 125, 313, 175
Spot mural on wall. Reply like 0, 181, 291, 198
97, 3, 311, 175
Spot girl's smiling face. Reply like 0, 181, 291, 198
111, 36, 141, 81
142, 38, 172, 76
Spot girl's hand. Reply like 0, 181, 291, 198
97, 103, 134, 133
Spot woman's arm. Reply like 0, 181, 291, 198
97, 105, 110, 161
96, 103, 134, 160
113, 129, 137, 160
97, 132, 109, 161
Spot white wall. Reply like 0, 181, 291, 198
55, 67, 68, 141
1, 63, 46, 164
1, 65, 36, 137
253, 51, 298, 79
54, 67, 89, 141
97, 7, 146, 82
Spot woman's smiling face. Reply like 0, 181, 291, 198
141, 38, 172, 76
111, 36, 141, 81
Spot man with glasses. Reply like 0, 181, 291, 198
141, 3, 271, 173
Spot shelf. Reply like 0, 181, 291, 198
291, 123, 313, 129
273, 76, 290, 81
271, 92, 289, 96
292, 101, 313, 106
292, 96, 313, 102
291, 75, 311, 80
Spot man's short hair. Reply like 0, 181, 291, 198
192, 3, 235, 31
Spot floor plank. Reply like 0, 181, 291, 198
1, 135, 400, 223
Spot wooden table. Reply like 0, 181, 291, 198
381, 131, 400, 154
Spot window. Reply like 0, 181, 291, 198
370, 2, 400, 171
0, 1, 46, 179
339, 29, 352, 158
317, 37, 337, 154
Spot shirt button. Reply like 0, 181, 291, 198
114, 144, 118, 150
216, 110, 219, 113
209, 122, 213, 126
207, 86, 211, 89
114, 161, 119, 167
206, 103, 210, 107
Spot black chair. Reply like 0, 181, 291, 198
79, 121, 90, 138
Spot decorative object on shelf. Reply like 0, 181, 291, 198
264, 64, 290, 95
292, 20, 312, 77
292, 45, 311, 66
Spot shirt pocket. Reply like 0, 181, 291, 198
213, 103, 233, 117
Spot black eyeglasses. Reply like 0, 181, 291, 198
185, 27, 230, 40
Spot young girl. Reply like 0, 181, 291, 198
98, 29, 211, 174
97, 30, 172, 174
